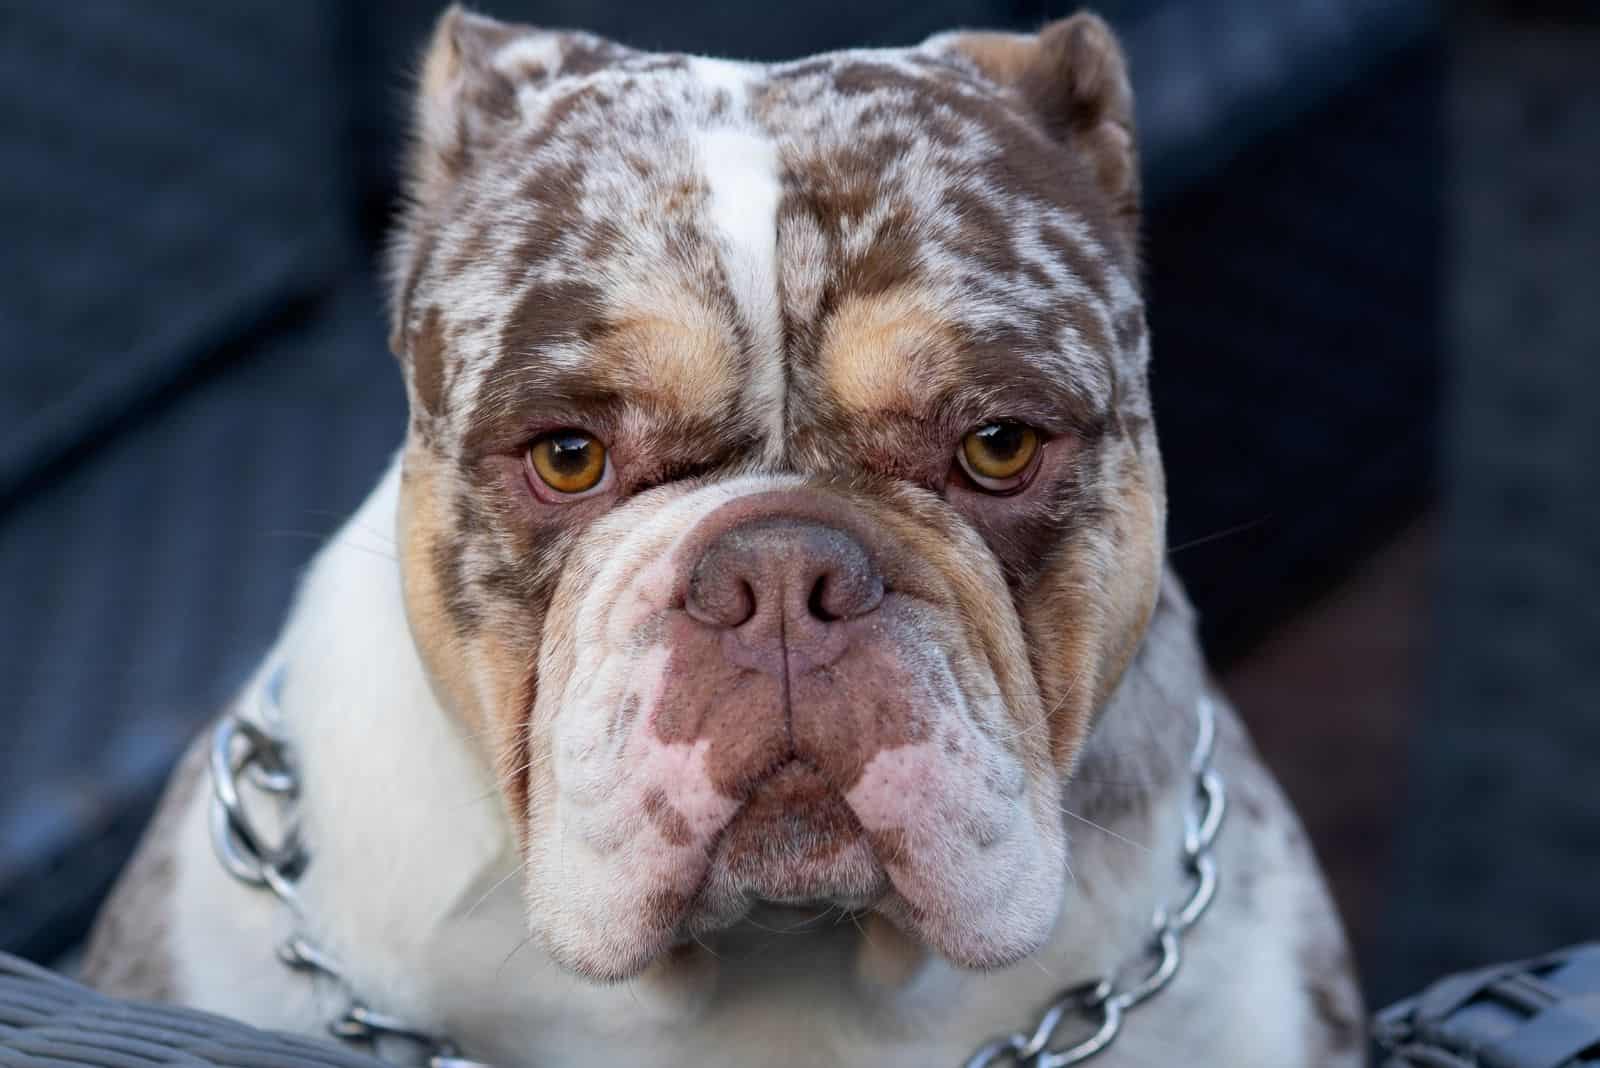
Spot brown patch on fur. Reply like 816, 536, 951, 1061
1020, 16, 1138, 229
642, 787, 693, 846
410, 305, 448, 420
81, 732, 208, 1000
1023, 440, 1163, 766
1089, 445, 1166, 707
654, 616, 789, 798
817, 285, 961, 419
399, 453, 482, 731
587, 311, 741, 418
498, 277, 607, 376
787, 623, 938, 791
398, 451, 543, 840
944, 31, 1038, 86
717, 765, 861, 869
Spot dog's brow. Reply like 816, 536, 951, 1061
815, 310, 1113, 435
462, 299, 750, 453
856, 379, 1107, 438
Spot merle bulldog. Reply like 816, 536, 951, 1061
84, 7, 1364, 1065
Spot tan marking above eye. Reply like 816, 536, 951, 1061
528, 430, 608, 495
959, 422, 1041, 490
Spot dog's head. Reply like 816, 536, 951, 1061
389, 5, 1162, 982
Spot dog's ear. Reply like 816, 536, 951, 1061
409, 5, 619, 207
935, 14, 1138, 234
409, 6, 522, 206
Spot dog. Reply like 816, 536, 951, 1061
83, 7, 1364, 1065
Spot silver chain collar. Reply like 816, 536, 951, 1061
210, 672, 1225, 1068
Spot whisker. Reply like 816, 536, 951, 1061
739, 908, 836, 934
1168, 516, 1268, 555
262, 530, 399, 563
1061, 807, 1151, 852
463, 861, 528, 919
457, 750, 556, 809
496, 932, 537, 977
350, 520, 397, 545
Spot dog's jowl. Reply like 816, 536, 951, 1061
84, 7, 1364, 1065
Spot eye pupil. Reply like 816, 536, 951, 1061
548, 435, 593, 473
975, 422, 1024, 459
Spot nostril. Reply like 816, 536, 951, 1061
808, 574, 840, 623
735, 579, 758, 626
686, 561, 760, 628
807, 560, 883, 623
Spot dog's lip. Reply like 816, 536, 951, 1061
669, 762, 892, 933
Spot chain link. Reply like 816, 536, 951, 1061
212, 672, 1223, 1068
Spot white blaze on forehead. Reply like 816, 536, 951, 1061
688, 59, 786, 458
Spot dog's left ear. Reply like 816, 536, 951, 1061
933, 14, 1139, 237
409, 6, 523, 208
410, 6, 625, 208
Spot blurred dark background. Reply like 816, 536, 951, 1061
1, 0, 1595, 1011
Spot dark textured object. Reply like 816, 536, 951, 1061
1373, 12, 1600, 1005
0, 951, 387, 1068
0, 0, 1439, 964
0, 280, 404, 963
1374, 944, 1600, 1067
7, 944, 1599, 1067
0, 2, 350, 508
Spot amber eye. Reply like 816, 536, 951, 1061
526, 430, 608, 496
958, 422, 1041, 492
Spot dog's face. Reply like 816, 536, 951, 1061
389, 6, 1163, 982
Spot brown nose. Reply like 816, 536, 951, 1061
685, 518, 883, 666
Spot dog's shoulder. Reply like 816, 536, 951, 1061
80, 726, 210, 1000
1200, 716, 1367, 1065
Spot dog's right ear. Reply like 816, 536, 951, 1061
932, 13, 1139, 250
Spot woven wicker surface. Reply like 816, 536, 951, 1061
0, 952, 385, 1068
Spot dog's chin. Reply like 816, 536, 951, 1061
533, 763, 1062, 983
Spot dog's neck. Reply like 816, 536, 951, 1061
254, 457, 1207, 1064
